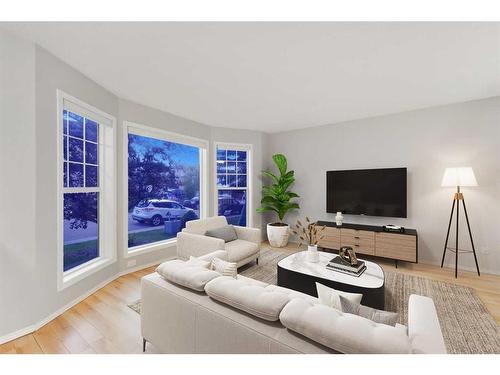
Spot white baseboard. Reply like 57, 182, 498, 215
0, 257, 173, 346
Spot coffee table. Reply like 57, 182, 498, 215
277, 250, 385, 309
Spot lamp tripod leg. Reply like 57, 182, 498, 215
455, 191, 459, 278
462, 198, 480, 276
441, 198, 456, 268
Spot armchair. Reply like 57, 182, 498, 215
176, 216, 261, 267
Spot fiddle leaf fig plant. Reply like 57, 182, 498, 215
256, 153, 300, 224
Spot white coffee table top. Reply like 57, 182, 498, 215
278, 251, 384, 289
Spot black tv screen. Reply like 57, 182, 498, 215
326, 168, 407, 218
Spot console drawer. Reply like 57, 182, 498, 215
375, 232, 417, 262
341, 228, 375, 241
341, 234, 375, 255
316, 226, 340, 250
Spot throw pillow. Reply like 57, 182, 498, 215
339, 296, 399, 327
315, 282, 363, 311
205, 225, 238, 242
187, 256, 211, 269
211, 257, 238, 278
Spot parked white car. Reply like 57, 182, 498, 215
132, 199, 195, 226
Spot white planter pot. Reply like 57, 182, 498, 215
307, 244, 319, 263
267, 223, 290, 248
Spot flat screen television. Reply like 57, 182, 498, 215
326, 168, 407, 218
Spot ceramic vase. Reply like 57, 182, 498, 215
307, 244, 319, 263
335, 211, 344, 226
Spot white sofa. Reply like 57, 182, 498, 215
176, 216, 261, 267
141, 252, 447, 354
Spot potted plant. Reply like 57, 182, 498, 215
292, 217, 326, 262
257, 154, 300, 247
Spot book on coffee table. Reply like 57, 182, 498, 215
326, 263, 367, 277
328, 256, 365, 272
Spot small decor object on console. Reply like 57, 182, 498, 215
383, 224, 405, 233
292, 217, 326, 263
335, 211, 344, 226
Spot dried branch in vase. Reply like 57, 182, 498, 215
291, 216, 326, 247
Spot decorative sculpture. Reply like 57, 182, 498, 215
339, 246, 358, 266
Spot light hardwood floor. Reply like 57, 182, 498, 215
1, 242, 499, 354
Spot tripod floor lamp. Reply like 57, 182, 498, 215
440, 167, 480, 278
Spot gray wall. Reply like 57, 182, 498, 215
34, 46, 121, 324
0, 30, 37, 339
0, 30, 265, 339
266, 97, 500, 274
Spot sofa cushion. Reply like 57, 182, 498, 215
225, 239, 259, 263
265, 285, 319, 304
156, 259, 221, 292
279, 298, 412, 354
339, 296, 399, 327
316, 282, 362, 310
211, 257, 238, 278
236, 274, 269, 287
184, 216, 228, 235
188, 256, 211, 269
205, 225, 238, 242
205, 276, 291, 321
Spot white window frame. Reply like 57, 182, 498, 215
124, 121, 209, 257
56, 90, 117, 291
213, 142, 253, 227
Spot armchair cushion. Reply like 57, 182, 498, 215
205, 225, 238, 243
225, 239, 259, 263
184, 216, 228, 235
176, 231, 225, 260
233, 225, 261, 245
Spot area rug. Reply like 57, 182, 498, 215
128, 247, 500, 354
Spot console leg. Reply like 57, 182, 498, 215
256, 257, 259, 265
143, 338, 146, 353
395, 259, 398, 268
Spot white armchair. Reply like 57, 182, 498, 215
176, 216, 261, 267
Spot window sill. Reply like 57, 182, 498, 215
125, 238, 177, 258
58, 256, 116, 291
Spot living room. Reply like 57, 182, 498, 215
1, 1, 499, 373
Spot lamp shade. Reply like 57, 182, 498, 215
441, 167, 478, 187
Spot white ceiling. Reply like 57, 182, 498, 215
3, 22, 500, 133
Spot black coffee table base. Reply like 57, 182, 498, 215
277, 264, 385, 310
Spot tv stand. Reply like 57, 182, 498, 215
316, 221, 418, 265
